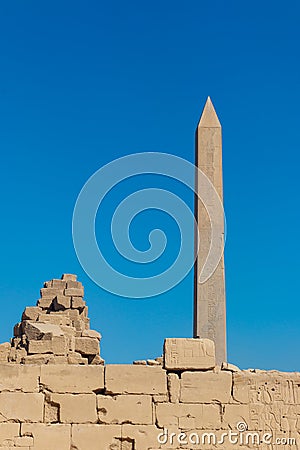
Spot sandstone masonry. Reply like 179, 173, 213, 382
0, 275, 299, 449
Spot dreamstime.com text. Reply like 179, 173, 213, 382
157, 423, 297, 447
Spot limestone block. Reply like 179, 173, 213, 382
50, 394, 97, 423
180, 371, 232, 403
122, 425, 167, 450
75, 337, 99, 356
133, 360, 147, 365
21, 424, 71, 450
14, 436, 34, 446
89, 355, 104, 365
62, 274, 77, 281
66, 280, 83, 289
38, 313, 71, 327
40, 365, 104, 393
22, 306, 42, 321
82, 329, 101, 340
40, 288, 64, 298
0, 343, 10, 363
167, 373, 180, 403
23, 321, 63, 340
67, 352, 88, 365
0, 423, 19, 446
97, 394, 152, 425
223, 404, 251, 430
13, 323, 22, 337
156, 403, 221, 429
71, 297, 86, 310
0, 393, 44, 422
49, 279, 67, 289
64, 288, 84, 297
37, 297, 54, 309
52, 295, 71, 311
147, 359, 160, 366
52, 335, 68, 355
164, 338, 215, 370
71, 424, 122, 450
22, 354, 53, 364
222, 362, 241, 372
0, 365, 40, 392
105, 365, 167, 395
28, 340, 53, 354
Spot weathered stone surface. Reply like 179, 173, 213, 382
21, 424, 71, 450
50, 393, 97, 423
180, 371, 232, 403
0, 423, 19, 446
62, 274, 77, 281
66, 280, 83, 289
97, 394, 152, 425
0, 393, 43, 422
37, 297, 54, 308
122, 424, 166, 450
105, 365, 167, 395
164, 338, 215, 370
40, 365, 104, 393
75, 337, 99, 356
23, 321, 64, 340
49, 279, 67, 289
82, 329, 101, 340
65, 288, 84, 297
52, 295, 71, 311
223, 404, 251, 429
71, 424, 121, 450
156, 403, 221, 429
194, 97, 226, 366
222, 361, 241, 372
40, 288, 64, 298
167, 373, 180, 403
71, 297, 86, 309
0, 365, 40, 392
22, 306, 42, 321
0, 343, 10, 363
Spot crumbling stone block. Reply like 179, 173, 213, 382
22, 306, 42, 321
23, 322, 64, 340
71, 296, 86, 310
52, 295, 71, 311
75, 337, 99, 356
64, 288, 84, 297
0, 343, 10, 363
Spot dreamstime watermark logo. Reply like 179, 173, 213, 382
72, 152, 225, 298
157, 422, 297, 447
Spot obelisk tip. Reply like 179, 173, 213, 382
198, 97, 221, 128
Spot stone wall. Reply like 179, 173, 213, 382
0, 276, 299, 450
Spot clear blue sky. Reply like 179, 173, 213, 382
0, 1, 299, 370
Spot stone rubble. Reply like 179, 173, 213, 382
2, 274, 104, 365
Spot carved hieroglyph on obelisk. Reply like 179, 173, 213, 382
193, 97, 227, 365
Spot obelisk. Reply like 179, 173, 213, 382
193, 97, 227, 365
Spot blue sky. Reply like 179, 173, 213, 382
0, 1, 299, 370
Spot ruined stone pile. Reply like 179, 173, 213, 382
1, 274, 103, 365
